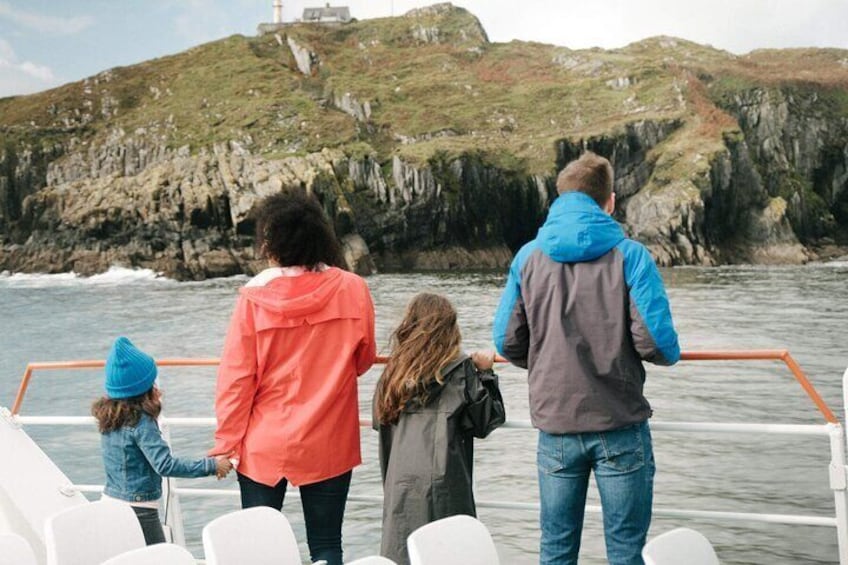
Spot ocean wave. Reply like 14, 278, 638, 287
0, 266, 173, 287
808, 259, 848, 268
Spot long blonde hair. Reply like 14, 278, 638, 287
375, 293, 462, 425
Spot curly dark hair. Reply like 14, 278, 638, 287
91, 387, 162, 433
254, 189, 346, 270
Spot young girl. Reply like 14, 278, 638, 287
92, 336, 231, 545
373, 293, 506, 565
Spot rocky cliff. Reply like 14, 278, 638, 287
1, 5, 846, 278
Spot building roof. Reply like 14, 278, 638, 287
303, 5, 351, 22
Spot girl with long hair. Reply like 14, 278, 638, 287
373, 293, 505, 565
92, 337, 231, 545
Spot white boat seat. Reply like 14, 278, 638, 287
407, 515, 499, 565
347, 557, 398, 565
201, 506, 326, 565
100, 543, 196, 564
642, 527, 720, 565
44, 499, 146, 565
0, 532, 37, 565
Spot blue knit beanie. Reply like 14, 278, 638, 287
104, 337, 158, 399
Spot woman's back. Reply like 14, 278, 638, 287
215, 266, 376, 487
211, 189, 376, 565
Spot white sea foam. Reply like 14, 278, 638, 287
808, 258, 848, 268
85, 266, 168, 284
0, 266, 172, 287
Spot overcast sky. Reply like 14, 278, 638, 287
1, 0, 846, 98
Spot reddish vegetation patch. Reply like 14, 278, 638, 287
687, 74, 738, 136
473, 45, 561, 85
731, 50, 848, 89
475, 61, 519, 85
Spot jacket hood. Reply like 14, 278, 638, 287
537, 192, 625, 263
239, 267, 346, 317
406, 355, 468, 409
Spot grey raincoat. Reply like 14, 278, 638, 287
373, 355, 505, 565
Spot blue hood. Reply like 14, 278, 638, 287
537, 192, 625, 263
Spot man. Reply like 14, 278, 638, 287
493, 151, 680, 565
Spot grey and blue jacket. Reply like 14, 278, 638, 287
101, 413, 217, 502
493, 191, 680, 434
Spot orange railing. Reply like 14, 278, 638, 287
11, 359, 219, 417
679, 350, 838, 423
10, 350, 838, 424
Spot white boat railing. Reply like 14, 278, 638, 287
9, 353, 848, 564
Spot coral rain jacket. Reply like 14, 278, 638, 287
212, 266, 376, 486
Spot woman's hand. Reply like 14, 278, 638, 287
471, 350, 496, 371
215, 455, 234, 479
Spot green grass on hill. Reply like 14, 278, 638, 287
1, 4, 847, 176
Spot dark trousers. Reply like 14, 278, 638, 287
131, 506, 166, 545
238, 470, 352, 565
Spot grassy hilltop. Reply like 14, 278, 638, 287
1, 3, 847, 276
2, 4, 845, 171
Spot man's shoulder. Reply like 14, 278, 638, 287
614, 237, 647, 254
512, 239, 541, 270
614, 238, 655, 266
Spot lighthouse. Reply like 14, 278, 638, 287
257, 0, 287, 34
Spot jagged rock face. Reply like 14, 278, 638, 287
404, 3, 489, 44
625, 180, 711, 266
0, 135, 548, 279
342, 152, 547, 269
286, 35, 317, 76
623, 136, 806, 266
337, 151, 548, 270
0, 143, 62, 241
703, 136, 808, 263
556, 120, 682, 201
719, 88, 848, 241
551, 116, 811, 266
2, 137, 346, 278
0, 105, 836, 278
555, 119, 715, 266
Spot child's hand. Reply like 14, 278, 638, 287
215, 455, 233, 479
471, 350, 495, 371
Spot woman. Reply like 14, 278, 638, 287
211, 189, 376, 565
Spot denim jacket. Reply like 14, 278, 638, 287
101, 413, 216, 502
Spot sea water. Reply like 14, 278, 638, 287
1, 264, 847, 564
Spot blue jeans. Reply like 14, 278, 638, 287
537, 421, 655, 565
238, 470, 352, 565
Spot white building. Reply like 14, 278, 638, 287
302, 3, 352, 24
